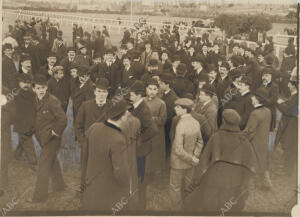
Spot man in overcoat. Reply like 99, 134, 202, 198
83, 99, 131, 212
275, 78, 298, 176
75, 78, 110, 192
244, 88, 272, 189
31, 74, 67, 203
184, 109, 259, 213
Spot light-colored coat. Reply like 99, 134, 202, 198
144, 97, 167, 173
170, 114, 203, 169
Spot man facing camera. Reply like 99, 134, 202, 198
30, 74, 67, 203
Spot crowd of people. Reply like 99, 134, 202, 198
1, 14, 298, 213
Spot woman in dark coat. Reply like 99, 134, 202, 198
184, 109, 259, 213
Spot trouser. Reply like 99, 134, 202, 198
1, 128, 12, 189
165, 120, 172, 159
169, 167, 194, 208
16, 133, 37, 165
137, 156, 147, 210
80, 140, 88, 190
32, 137, 65, 202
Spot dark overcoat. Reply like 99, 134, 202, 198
184, 124, 259, 212
83, 121, 130, 211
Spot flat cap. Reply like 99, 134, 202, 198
146, 78, 159, 87
175, 98, 194, 109
77, 66, 90, 76
3, 43, 13, 51
20, 54, 31, 63
199, 83, 216, 95
52, 66, 64, 73
222, 109, 241, 125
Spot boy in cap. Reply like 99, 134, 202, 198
144, 78, 167, 176
190, 56, 207, 86
169, 55, 181, 77
13, 73, 37, 167
170, 98, 203, 210
72, 66, 94, 119
120, 55, 136, 88
244, 88, 273, 189
30, 74, 67, 203
128, 80, 157, 209
75, 43, 93, 67
2, 43, 18, 90
47, 65, 70, 112
140, 40, 152, 68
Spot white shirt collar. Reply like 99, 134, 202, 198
291, 90, 297, 96
202, 99, 211, 107
22, 67, 29, 74
133, 97, 144, 109
96, 98, 106, 106
240, 89, 250, 96
254, 104, 263, 108
196, 66, 203, 74
164, 89, 171, 95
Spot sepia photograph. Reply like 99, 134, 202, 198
0, 0, 299, 216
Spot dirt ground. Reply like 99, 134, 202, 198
0, 141, 297, 216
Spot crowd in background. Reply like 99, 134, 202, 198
1, 15, 298, 213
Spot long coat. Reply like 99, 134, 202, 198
131, 100, 158, 157
71, 79, 95, 118
259, 82, 279, 131
2, 54, 18, 90
144, 97, 167, 173
275, 93, 298, 152
35, 93, 67, 146
47, 77, 70, 112
244, 106, 271, 173
120, 113, 141, 209
184, 124, 259, 212
74, 99, 109, 144
13, 89, 36, 135
83, 121, 130, 211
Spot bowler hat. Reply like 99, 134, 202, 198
265, 55, 274, 66
172, 55, 181, 62
230, 55, 244, 67
261, 67, 274, 76
175, 98, 194, 109
177, 63, 187, 75
105, 48, 114, 55
199, 83, 216, 96
47, 51, 57, 58
70, 62, 79, 69
149, 58, 158, 66
33, 74, 47, 86
93, 52, 102, 59
106, 99, 130, 119
3, 43, 13, 51
220, 61, 230, 70
67, 47, 76, 52
230, 68, 242, 80
159, 73, 174, 84
222, 109, 241, 125
20, 54, 31, 63
129, 80, 145, 93
146, 78, 159, 87
284, 46, 295, 56
240, 75, 252, 86
95, 78, 109, 90
78, 66, 90, 76
17, 73, 33, 83
207, 64, 216, 73
253, 88, 269, 103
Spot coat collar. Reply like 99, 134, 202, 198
104, 121, 121, 132
220, 123, 241, 132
